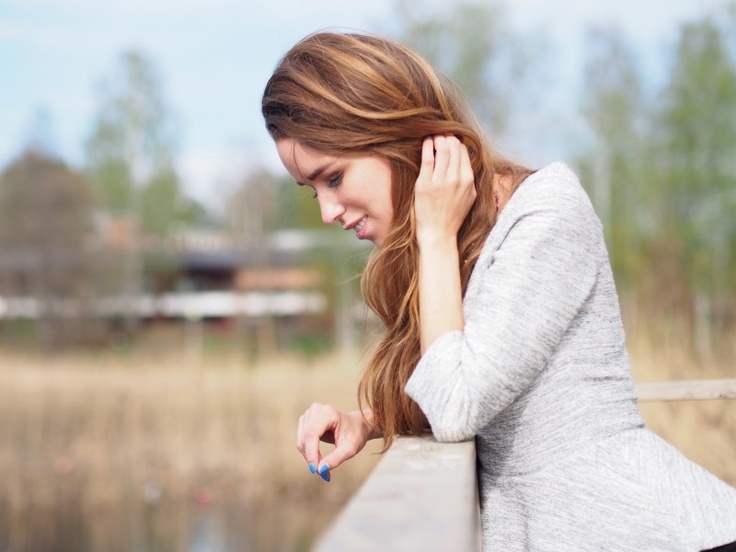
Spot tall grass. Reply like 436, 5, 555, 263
625, 313, 736, 485
0, 344, 382, 551
0, 320, 734, 551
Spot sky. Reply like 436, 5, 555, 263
0, 0, 729, 209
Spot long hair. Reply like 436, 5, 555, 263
262, 31, 533, 449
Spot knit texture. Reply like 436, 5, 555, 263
405, 162, 736, 551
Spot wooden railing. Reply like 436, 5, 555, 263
635, 379, 736, 401
313, 436, 480, 552
312, 379, 736, 552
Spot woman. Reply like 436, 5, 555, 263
261, 31, 736, 551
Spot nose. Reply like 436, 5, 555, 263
318, 196, 345, 225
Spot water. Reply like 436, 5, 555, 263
0, 491, 330, 552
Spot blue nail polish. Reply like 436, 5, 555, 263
319, 471, 331, 482
308, 463, 317, 474
318, 464, 330, 482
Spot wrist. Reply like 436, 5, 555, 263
352, 408, 381, 440
416, 230, 458, 252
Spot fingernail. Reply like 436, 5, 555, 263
319, 464, 330, 482
308, 463, 317, 474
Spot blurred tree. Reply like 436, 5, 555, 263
0, 149, 100, 350
228, 168, 370, 357
654, 16, 736, 352
275, 173, 371, 351
227, 169, 279, 354
576, 26, 649, 290
392, 0, 541, 135
271, 174, 324, 231
85, 50, 180, 217
91, 56, 204, 212
24, 107, 59, 158
228, 169, 278, 246
85, 49, 205, 236
84, 50, 206, 329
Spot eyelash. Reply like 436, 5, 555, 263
328, 173, 343, 188
310, 173, 343, 198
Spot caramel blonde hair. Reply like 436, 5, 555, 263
262, 31, 533, 448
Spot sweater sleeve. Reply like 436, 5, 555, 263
405, 166, 602, 442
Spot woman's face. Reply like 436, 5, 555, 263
276, 138, 394, 247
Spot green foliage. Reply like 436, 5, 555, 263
88, 158, 133, 213
656, 17, 736, 300
228, 169, 343, 237
272, 174, 324, 230
139, 167, 204, 239
227, 169, 278, 244
577, 26, 649, 290
287, 334, 333, 359
577, 10, 736, 349
84, 50, 199, 238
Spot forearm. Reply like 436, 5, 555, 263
412, 135, 472, 354
417, 234, 464, 354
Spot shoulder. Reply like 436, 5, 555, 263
495, 162, 601, 237
511, 162, 594, 217
480, 162, 603, 261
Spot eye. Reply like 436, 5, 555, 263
327, 173, 343, 188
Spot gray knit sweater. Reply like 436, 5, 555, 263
405, 162, 736, 551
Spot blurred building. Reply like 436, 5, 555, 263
0, 218, 368, 352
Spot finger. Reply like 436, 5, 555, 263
302, 404, 342, 470
445, 136, 462, 185
317, 430, 365, 483
431, 135, 451, 183
319, 440, 359, 477
417, 137, 435, 186
303, 435, 323, 473
296, 413, 305, 455
297, 409, 321, 471
459, 144, 476, 192
459, 143, 472, 174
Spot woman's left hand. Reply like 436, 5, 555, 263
414, 135, 476, 246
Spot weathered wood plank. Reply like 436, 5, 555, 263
636, 379, 736, 401
313, 436, 480, 552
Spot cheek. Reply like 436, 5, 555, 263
384, 192, 395, 221
383, 168, 396, 219
379, 181, 394, 221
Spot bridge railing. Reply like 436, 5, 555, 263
313, 435, 480, 552
312, 379, 736, 552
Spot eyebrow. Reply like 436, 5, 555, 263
296, 163, 331, 186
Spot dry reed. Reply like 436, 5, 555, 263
0, 320, 734, 550
0, 345, 382, 551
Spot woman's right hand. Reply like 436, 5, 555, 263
296, 404, 377, 482
414, 134, 476, 246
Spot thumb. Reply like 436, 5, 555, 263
317, 440, 362, 482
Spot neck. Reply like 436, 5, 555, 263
493, 174, 512, 213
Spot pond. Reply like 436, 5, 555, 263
0, 488, 340, 552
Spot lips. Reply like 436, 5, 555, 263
349, 216, 368, 239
